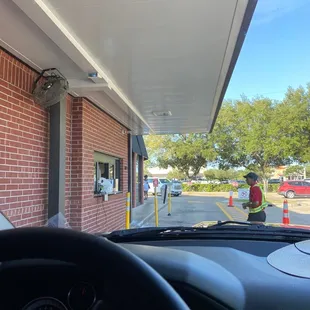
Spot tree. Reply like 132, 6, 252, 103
144, 166, 151, 177
203, 170, 216, 180
235, 169, 251, 180
144, 134, 169, 175
144, 135, 167, 168
204, 169, 239, 181
215, 169, 239, 181
211, 95, 307, 192
156, 133, 216, 179
278, 84, 310, 163
284, 165, 304, 178
167, 169, 186, 180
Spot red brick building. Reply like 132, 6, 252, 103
0, 48, 147, 232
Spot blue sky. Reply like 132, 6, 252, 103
225, 0, 310, 101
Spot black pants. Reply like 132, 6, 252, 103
247, 210, 266, 222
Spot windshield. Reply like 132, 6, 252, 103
159, 179, 170, 184
1, 0, 310, 235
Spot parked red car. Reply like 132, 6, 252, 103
278, 181, 310, 199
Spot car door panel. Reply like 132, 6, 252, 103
292, 182, 304, 195
302, 182, 310, 196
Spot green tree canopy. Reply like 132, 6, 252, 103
144, 134, 168, 172
167, 169, 187, 180
146, 133, 216, 178
211, 92, 310, 191
277, 84, 310, 163
204, 169, 239, 181
203, 170, 216, 180
284, 165, 304, 177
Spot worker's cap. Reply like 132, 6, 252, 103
243, 172, 259, 181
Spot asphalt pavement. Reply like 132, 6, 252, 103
133, 193, 310, 228
140, 194, 229, 227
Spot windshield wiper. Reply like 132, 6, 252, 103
208, 220, 266, 228
104, 222, 310, 242
106, 221, 260, 238
106, 226, 203, 237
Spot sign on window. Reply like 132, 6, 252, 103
238, 188, 249, 199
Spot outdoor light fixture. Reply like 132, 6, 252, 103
152, 111, 172, 117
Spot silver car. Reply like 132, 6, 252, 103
170, 181, 183, 197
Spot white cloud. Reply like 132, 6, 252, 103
253, 0, 309, 25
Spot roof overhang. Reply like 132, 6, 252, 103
132, 135, 148, 160
1, 0, 257, 134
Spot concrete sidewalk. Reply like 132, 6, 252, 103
131, 196, 168, 228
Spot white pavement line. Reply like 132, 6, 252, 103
135, 202, 168, 228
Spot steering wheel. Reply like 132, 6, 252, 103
0, 227, 189, 309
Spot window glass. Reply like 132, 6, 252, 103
159, 179, 169, 183
94, 152, 121, 194
288, 181, 302, 186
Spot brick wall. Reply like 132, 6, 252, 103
0, 49, 49, 227
0, 48, 129, 232
69, 98, 83, 230
72, 98, 128, 233
65, 95, 73, 223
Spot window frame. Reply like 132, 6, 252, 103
288, 181, 302, 186
94, 152, 122, 195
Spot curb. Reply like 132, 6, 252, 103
133, 202, 168, 228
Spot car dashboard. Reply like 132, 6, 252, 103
0, 260, 108, 310
120, 238, 310, 310
1, 238, 310, 309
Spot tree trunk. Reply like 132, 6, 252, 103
262, 178, 268, 195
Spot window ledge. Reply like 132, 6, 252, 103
94, 192, 123, 198
109, 191, 122, 196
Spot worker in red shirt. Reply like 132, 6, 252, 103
242, 172, 268, 222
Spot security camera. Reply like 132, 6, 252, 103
121, 129, 132, 134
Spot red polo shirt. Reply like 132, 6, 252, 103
250, 184, 262, 207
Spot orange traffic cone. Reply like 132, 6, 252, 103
282, 200, 290, 224
228, 191, 233, 207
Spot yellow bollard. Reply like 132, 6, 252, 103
125, 192, 130, 229
168, 191, 172, 216
154, 187, 159, 227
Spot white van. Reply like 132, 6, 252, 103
147, 177, 170, 195
170, 181, 183, 196
160, 181, 183, 197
